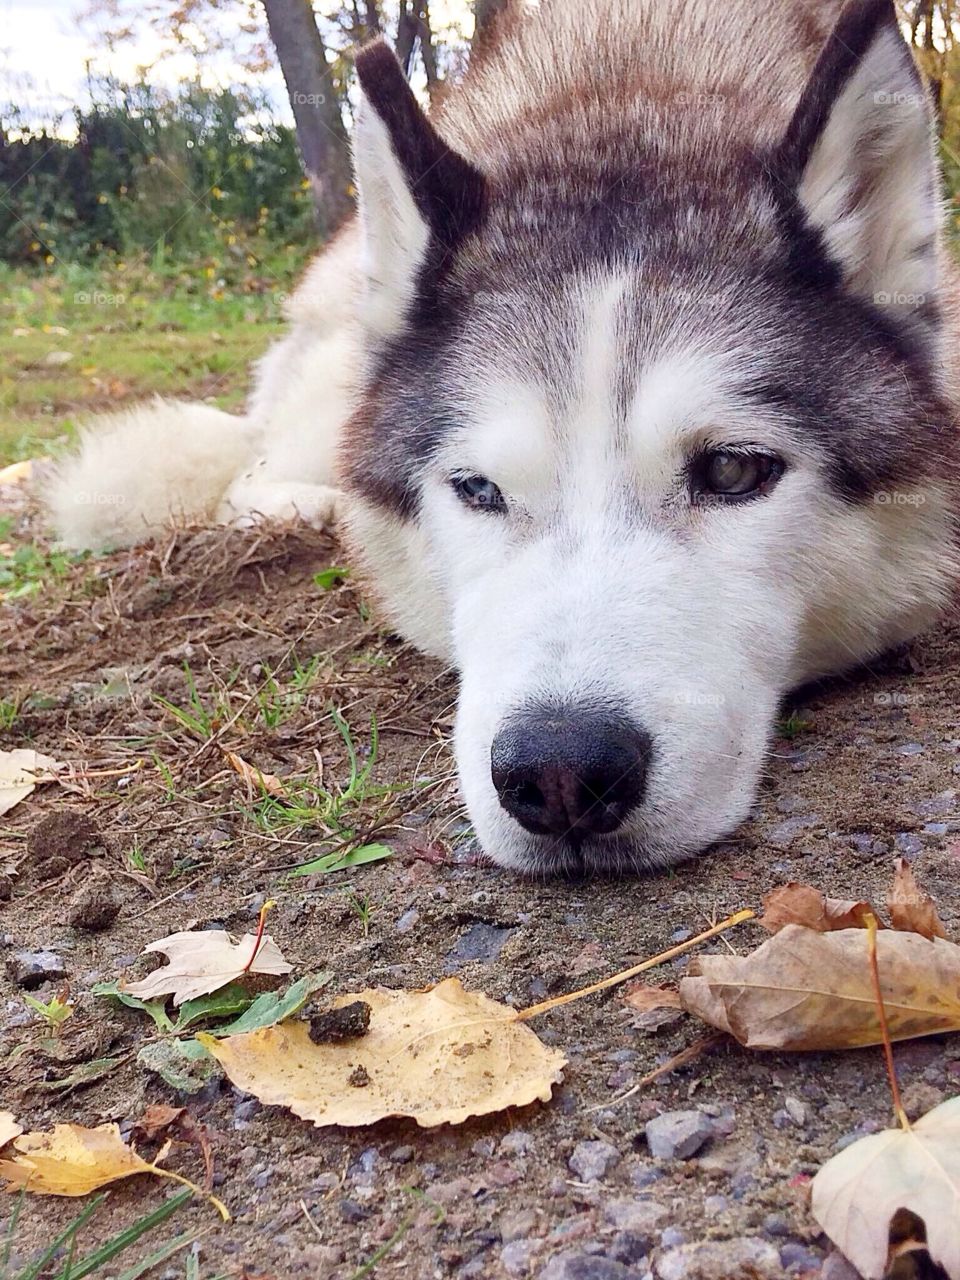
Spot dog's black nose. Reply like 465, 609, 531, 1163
491, 706, 652, 838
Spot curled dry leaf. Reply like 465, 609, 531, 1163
122, 929, 292, 1006
0, 1113, 22, 1150
888, 858, 947, 941
622, 984, 682, 1013
222, 751, 285, 799
679, 924, 960, 1050
198, 977, 567, 1128
0, 1123, 161, 1197
0, 749, 63, 817
812, 1096, 960, 1280
759, 882, 878, 934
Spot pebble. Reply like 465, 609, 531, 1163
894, 833, 923, 857
500, 1240, 539, 1275
540, 1254, 637, 1280
339, 1198, 368, 1223
500, 1129, 534, 1157
6, 950, 68, 989
568, 1139, 620, 1182
603, 1199, 668, 1235
444, 922, 516, 969
655, 1237, 780, 1280
499, 1208, 538, 1242
645, 1110, 713, 1160
395, 907, 419, 933
767, 814, 820, 846
779, 1242, 822, 1272
390, 1144, 414, 1163
608, 1232, 650, 1265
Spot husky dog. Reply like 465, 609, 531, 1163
47, 0, 959, 875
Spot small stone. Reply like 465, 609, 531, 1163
540, 1254, 635, 1280
704, 1195, 728, 1215
768, 814, 821, 846
784, 1096, 807, 1126
779, 1242, 822, 1272
895, 833, 923, 857
339, 1198, 368, 1223
0, 874, 12, 901
499, 1129, 534, 1157
444, 922, 516, 970
645, 1110, 713, 1160
500, 1240, 538, 1276
499, 1208, 538, 1242
603, 1199, 668, 1235
6, 950, 68, 989
607, 1232, 650, 1265
660, 1228, 685, 1249
390, 1144, 414, 1164
655, 1237, 781, 1280
568, 1139, 620, 1182
69, 879, 122, 931
899, 1081, 944, 1121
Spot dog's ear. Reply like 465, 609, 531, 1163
778, 0, 938, 317
353, 40, 486, 338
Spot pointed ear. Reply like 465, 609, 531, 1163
352, 40, 486, 339
777, 0, 939, 322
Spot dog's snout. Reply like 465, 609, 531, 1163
490, 707, 652, 838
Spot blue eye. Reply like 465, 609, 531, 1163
452, 474, 507, 513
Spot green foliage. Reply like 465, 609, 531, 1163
1, 78, 317, 265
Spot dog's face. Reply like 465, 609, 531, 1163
342, 3, 956, 875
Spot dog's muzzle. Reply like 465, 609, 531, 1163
490, 704, 653, 842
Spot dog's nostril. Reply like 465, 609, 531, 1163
491, 704, 652, 839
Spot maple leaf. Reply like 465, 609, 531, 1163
759, 882, 878, 934
887, 858, 947, 941
811, 1097, 960, 1280
198, 977, 566, 1128
122, 929, 292, 1006
679, 925, 960, 1050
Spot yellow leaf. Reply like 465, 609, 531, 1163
199, 977, 566, 1128
812, 1096, 960, 1279
679, 925, 960, 1050
0, 1124, 157, 1196
0, 749, 64, 817
0, 460, 33, 486
0, 1113, 22, 1150
122, 928, 292, 1006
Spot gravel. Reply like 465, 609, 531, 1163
568, 1139, 620, 1182
644, 1110, 714, 1160
6, 949, 68, 989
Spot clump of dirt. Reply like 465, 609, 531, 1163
25, 809, 105, 878
309, 1000, 372, 1043
68, 877, 123, 931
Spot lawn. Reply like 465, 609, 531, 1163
0, 248, 308, 466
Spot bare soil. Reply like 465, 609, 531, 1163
1, 509, 959, 1280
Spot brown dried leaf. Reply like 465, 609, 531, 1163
122, 929, 292, 1006
0, 749, 63, 816
222, 751, 285, 799
759, 882, 877, 934
680, 925, 960, 1050
812, 1097, 960, 1279
622, 984, 682, 1013
198, 977, 566, 1128
888, 859, 947, 941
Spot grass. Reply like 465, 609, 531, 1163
0, 515, 87, 600
1, 1188, 196, 1280
0, 249, 305, 465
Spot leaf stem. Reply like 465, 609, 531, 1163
864, 912, 910, 1130
516, 909, 755, 1021
243, 899, 277, 973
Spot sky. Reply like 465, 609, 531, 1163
0, 0, 473, 133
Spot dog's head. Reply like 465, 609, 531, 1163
340, 0, 957, 875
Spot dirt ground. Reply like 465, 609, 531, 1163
1, 500, 958, 1280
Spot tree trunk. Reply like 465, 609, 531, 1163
260, 0, 353, 234
396, 0, 419, 74
419, 0, 439, 98
364, 0, 381, 37
473, 0, 509, 49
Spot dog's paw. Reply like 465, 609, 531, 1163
217, 476, 342, 529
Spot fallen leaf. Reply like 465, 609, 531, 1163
33, 1057, 123, 1095
173, 983, 254, 1032
198, 976, 566, 1128
93, 980, 175, 1031
622, 984, 682, 1013
812, 1096, 960, 1280
0, 1123, 160, 1196
887, 859, 947, 941
0, 460, 33, 486
288, 842, 393, 877
121, 928, 292, 1006
211, 972, 331, 1037
0, 1114, 22, 1150
0, 749, 63, 817
223, 751, 285, 798
679, 925, 960, 1050
760, 882, 878, 934
137, 1039, 222, 1094
132, 1105, 187, 1143
132, 1106, 214, 1192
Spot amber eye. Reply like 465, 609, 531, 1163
452, 474, 507, 512
693, 449, 784, 503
